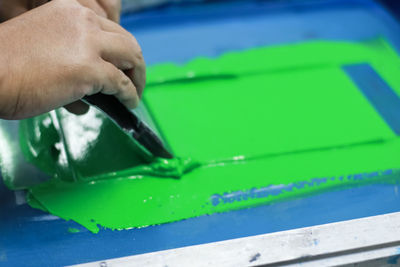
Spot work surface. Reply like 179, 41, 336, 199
2, 0, 400, 266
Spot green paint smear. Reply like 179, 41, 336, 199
22, 38, 400, 233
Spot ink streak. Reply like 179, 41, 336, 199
249, 253, 261, 263
210, 169, 397, 206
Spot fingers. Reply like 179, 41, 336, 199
98, 31, 146, 99
98, 0, 120, 23
98, 32, 140, 67
74, 0, 145, 109
64, 100, 90, 115
94, 61, 139, 109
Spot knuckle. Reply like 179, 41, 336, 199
114, 70, 130, 89
120, 76, 131, 88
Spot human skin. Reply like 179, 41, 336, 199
0, 0, 121, 23
0, 0, 145, 119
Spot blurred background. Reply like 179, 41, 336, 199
121, 0, 400, 15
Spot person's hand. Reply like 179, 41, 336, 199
0, 0, 145, 119
0, 0, 124, 115
0, 0, 121, 23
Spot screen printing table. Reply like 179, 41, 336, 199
2, 0, 400, 266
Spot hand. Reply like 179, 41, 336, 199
0, 0, 124, 115
0, 0, 145, 119
0, 0, 121, 23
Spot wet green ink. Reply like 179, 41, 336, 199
18, 38, 400, 233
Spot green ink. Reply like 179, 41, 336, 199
68, 227, 80, 233
16, 38, 400, 233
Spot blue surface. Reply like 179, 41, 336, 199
125, 0, 400, 65
2, 179, 400, 266
344, 63, 400, 135
2, 0, 400, 266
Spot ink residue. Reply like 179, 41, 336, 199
13, 38, 400, 233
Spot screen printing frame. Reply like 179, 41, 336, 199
2, 0, 400, 266
75, 211, 400, 266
